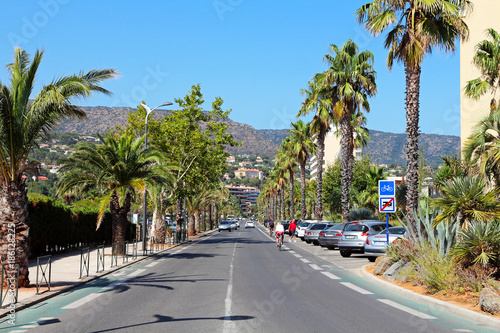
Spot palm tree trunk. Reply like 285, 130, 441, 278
281, 187, 285, 220
404, 65, 422, 225
209, 204, 213, 229
300, 161, 307, 220
195, 211, 201, 234
175, 198, 183, 241
188, 213, 196, 236
153, 213, 166, 244
0, 181, 30, 287
315, 130, 326, 221
110, 191, 130, 256
341, 110, 352, 222
201, 208, 206, 231
289, 168, 295, 219
214, 204, 219, 225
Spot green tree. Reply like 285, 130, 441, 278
289, 120, 316, 219
464, 28, 500, 110
319, 40, 376, 222
356, 0, 471, 223
358, 166, 387, 214
57, 133, 162, 255
0, 48, 118, 287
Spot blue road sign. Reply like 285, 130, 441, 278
379, 197, 396, 213
379, 180, 395, 197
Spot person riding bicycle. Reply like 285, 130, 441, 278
275, 222, 284, 247
268, 220, 275, 236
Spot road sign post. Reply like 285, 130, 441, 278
379, 180, 396, 244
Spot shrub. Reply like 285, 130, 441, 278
349, 208, 374, 221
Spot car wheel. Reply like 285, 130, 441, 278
229, 229, 231, 232
218, 230, 221, 232
368, 256, 376, 262
305, 239, 311, 244
327, 246, 336, 250
340, 250, 351, 257
313, 241, 319, 246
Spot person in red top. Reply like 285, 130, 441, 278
289, 219, 297, 242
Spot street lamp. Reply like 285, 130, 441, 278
141, 101, 172, 254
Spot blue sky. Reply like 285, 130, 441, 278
0, 0, 461, 136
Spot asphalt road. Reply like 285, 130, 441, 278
2, 220, 498, 333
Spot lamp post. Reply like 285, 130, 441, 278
141, 101, 172, 254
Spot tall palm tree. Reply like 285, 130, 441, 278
0, 48, 118, 287
464, 28, 500, 110
463, 107, 500, 185
297, 78, 333, 221
319, 40, 377, 222
356, 0, 471, 223
278, 137, 298, 219
58, 133, 163, 255
289, 120, 316, 220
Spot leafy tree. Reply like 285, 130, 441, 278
464, 28, 500, 110
0, 47, 118, 287
356, 0, 471, 223
57, 133, 162, 254
358, 166, 387, 214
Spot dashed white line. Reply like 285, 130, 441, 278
293, 253, 302, 258
9, 330, 27, 333
300, 258, 311, 263
453, 330, 474, 332
340, 282, 373, 295
289, 250, 296, 254
62, 293, 102, 309
321, 271, 341, 280
223, 236, 238, 333
20, 325, 37, 329
128, 269, 146, 277
378, 299, 437, 319
145, 262, 159, 267
309, 264, 322, 271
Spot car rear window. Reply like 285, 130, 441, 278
310, 224, 327, 230
327, 224, 344, 231
345, 224, 369, 232
371, 224, 387, 232
299, 222, 311, 227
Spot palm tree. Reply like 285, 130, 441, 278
319, 40, 377, 222
297, 78, 333, 221
277, 137, 298, 219
431, 175, 500, 228
289, 120, 315, 220
356, 0, 471, 224
57, 133, 163, 255
464, 28, 500, 110
0, 48, 118, 287
463, 107, 500, 185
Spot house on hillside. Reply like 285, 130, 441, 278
234, 168, 264, 180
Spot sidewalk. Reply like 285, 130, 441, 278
0, 230, 216, 318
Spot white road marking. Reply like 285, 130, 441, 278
145, 262, 159, 267
113, 270, 126, 276
128, 269, 146, 277
378, 299, 437, 319
289, 250, 296, 254
102, 278, 129, 290
223, 235, 239, 332
9, 331, 27, 333
20, 325, 37, 329
293, 253, 302, 258
309, 264, 322, 271
340, 282, 373, 295
453, 330, 474, 332
62, 293, 102, 309
300, 258, 311, 263
321, 271, 341, 280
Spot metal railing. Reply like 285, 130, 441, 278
96, 245, 105, 273
123, 241, 129, 264
1, 262, 19, 306
80, 248, 90, 279
131, 239, 138, 260
36, 255, 52, 294
110, 243, 118, 268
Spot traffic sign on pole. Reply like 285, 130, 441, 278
379, 180, 395, 196
379, 197, 396, 213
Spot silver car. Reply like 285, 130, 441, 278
318, 223, 345, 249
338, 221, 389, 257
304, 222, 335, 245
218, 221, 232, 232
297, 220, 318, 240
365, 227, 406, 262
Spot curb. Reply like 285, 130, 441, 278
0, 229, 217, 319
361, 265, 500, 330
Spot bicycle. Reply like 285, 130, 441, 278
277, 233, 283, 251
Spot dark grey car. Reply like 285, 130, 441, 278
338, 220, 390, 257
318, 223, 345, 249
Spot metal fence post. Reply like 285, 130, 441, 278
111, 243, 118, 268
36, 255, 52, 294
96, 245, 105, 273
80, 248, 90, 279
123, 241, 128, 263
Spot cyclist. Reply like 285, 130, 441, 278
268, 220, 274, 236
275, 222, 284, 247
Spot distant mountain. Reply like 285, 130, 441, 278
56, 106, 459, 165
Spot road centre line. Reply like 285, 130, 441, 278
309, 264, 322, 271
223, 236, 238, 333
292, 253, 302, 258
128, 269, 146, 277
321, 271, 341, 280
62, 293, 102, 309
378, 299, 437, 320
340, 282, 373, 295
289, 250, 296, 254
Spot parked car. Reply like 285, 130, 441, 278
318, 223, 345, 249
365, 226, 406, 262
297, 220, 318, 240
218, 221, 232, 232
245, 221, 255, 228
281, 221, 290, 232
304, 222, 336, 245
338, 220, 390, 257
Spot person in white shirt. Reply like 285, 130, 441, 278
275, 222, 284, 246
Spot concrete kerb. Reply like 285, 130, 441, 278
361, 265, 500, 330
0, 229, 218, 319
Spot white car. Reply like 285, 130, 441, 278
245, 221, 255, 228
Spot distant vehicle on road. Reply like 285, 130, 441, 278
218, 221, 232, 232
245, 221, 255, 228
